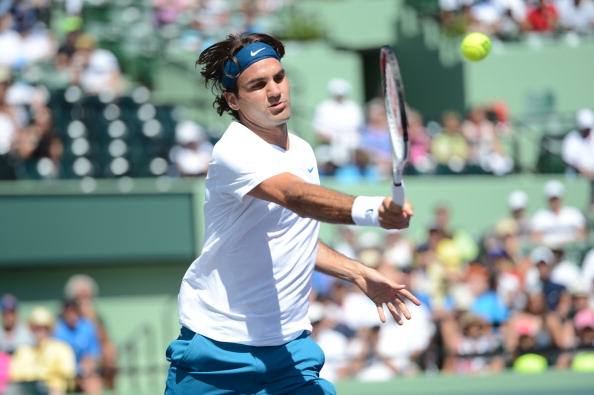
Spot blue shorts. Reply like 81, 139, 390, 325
164, 327, 336, 395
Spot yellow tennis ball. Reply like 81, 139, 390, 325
461, 32, 492, 62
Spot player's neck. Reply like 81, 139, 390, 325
243, 122, 289, 150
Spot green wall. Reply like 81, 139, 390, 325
2, 174, 589, 270
0, 178, 204, 266
464, 37, 594, 116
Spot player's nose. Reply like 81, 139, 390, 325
267, 81, 282, 98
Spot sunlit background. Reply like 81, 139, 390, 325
1, 1, 594, 394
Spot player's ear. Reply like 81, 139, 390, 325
224, 92, 239, 111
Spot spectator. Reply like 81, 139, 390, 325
344, 325, 400, 381
556, 308, 594, 368
450, 312, 505, 374
312, 77, 363, 172
572, 309, 594, 349
531, 180, 588, 249
506, 190, 533, 247
468, 0, 503, 36
359, 97, 391, 177
549, 248, 582, 292
0, 8, 57, 71
562, 108, 594, 213
466, 264, 510, 328
484, 190, 532, 263
53, 16, 84, 88
153, 0, 193, 28
526, 0, 559, 33
505, 290, 557, 365
439, 0, 473, 35
493, 0, 530, 40
169, 120, 213, 177
19, 99, 65, 180
0, 66, 19, 179
334, 147, 382, 184
0, 350, 8, 394
0, 294, 34, 355
63, 274, 118, 391
69, 34, 124, 97
524, 246, 573, 348
490, 247, 525, 312
461, 105, 514, 175
581, 247, 594, 299
430, 110, 469, 174
407, 108, 434, 174
192, 0, 232, 39
53, 298, 102, 394
415, 221, 452, 310
383, 229, 416, 271
556, 0, 594, 34
9, 306, 76, 395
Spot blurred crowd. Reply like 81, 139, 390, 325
0, 1, 592, 182
312, 77, 516, 183
1, 275, 116, 395
309, 178, 594, 381
437, 0, 594, 39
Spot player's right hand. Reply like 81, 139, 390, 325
378, 197, 413, 230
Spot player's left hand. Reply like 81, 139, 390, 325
355, 265, 421, 325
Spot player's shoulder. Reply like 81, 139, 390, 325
212, 122, 255, 153
288, 132, 315, 154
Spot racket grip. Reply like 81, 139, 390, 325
392, 182, 405, 206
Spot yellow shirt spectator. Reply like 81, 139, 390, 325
9, 307, 76, 394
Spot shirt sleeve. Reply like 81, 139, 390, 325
211, 128, 290, 202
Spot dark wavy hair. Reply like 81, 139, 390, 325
196, 33, 285, 120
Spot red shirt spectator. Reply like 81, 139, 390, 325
527, 0, 559, 32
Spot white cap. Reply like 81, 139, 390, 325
175, 121, 206, 144
327, 78, 351, 97
576, 108, 594, 130
530, 246, 554, 265
28, 306, 55, 329
544, 180, 564, 199
508, 190, 528, 210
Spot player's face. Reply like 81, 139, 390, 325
225, 57, 291, 130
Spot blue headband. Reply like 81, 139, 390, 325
221, 42, 280, 90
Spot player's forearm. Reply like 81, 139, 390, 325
250, 172, 356, 223
314, 240, 364, 284
284, 182, 355, 223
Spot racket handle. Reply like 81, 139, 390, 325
392, 182, 405, 206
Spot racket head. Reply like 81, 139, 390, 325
380, 45, 409, 183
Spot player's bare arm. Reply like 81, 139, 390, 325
248, 172, 414, 229
314, 240, 421, 325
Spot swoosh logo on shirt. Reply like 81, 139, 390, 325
307, 167, 314, 173
251, 48, 265, 56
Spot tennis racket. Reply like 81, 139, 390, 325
380, 45, 409, 206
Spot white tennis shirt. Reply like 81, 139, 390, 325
178, 122, 321, 346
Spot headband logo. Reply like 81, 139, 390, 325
250, 48, 265, 56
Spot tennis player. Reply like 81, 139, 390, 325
164, 33, 419, 395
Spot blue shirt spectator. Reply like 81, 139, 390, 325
53, 299, 101, 375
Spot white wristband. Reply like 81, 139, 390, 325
351, 196, 384, 227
